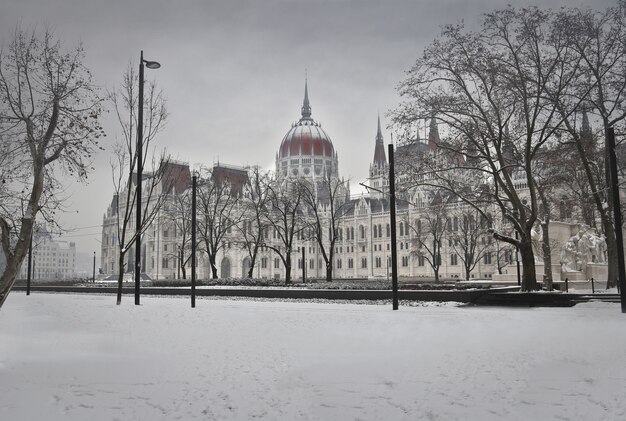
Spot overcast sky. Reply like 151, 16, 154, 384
1, 0, 615, 261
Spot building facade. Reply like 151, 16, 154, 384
100, 82, 597, 282
18, 229, 77, 280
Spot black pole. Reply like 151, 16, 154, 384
302, 246, 306, 282
26, 235, 32, 296
135, 51, 145, 306
607, 127, 626, 313
92, 251, 96, 283
191, 174, 197, 308
515, 231, 521, 287
388, 143, 399, 310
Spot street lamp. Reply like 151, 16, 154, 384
135, 50, 160, 306
388, 143, 399, 310
513, 209, 521, 287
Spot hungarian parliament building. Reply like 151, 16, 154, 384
99, 83, 591, 283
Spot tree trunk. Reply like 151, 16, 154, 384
116, 257, 125, 305
602, 215, 618, 289
541, 221, 553, 291
0, 249, 27, 309
0, 215, 34, 308
285, 253, 292, 284
247, 245, 258, 278
325, 248, 333, 282
519, 235, 538, 291
0, 266, 19, 309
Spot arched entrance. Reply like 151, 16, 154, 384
242, 257, 251, 278
220, 257, 231, 278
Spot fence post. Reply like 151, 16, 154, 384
591, 277, 595, 294
565, 277, 569, 293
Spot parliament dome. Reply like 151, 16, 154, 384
276, 81, 339, 179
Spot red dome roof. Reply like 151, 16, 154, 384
278, 80, 335, 160
279, 119, 334, 159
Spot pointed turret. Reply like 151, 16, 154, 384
301, 79, 312, 119
580, 108, 594, 152
372, 114, 387, 166
502, 124, 515, 177
427, 117, 439, 150
581, 109, 591, 134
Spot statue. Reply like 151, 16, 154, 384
560, 225, 607, 273
531, 224, 544, 263
560, 232, 581, 272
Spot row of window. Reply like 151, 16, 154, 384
146, 250, 500, 272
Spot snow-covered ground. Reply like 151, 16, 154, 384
1, 293, 625, 421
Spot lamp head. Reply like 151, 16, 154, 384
144, 60, 161, 69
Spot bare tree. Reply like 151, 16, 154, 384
392, 7, 582, 290
108, 63, 169, 304
301, 174, 350, 281
265, 178, 306, 283
163, 188, 193, 279
0, 28, 104, 308
551, 3, 626, 288
448, 206, 495, 281
196, 166, 244, 279
238, 166, 272, 278
407, 194, 451, 282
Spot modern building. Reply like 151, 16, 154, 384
18, 229, 77, 280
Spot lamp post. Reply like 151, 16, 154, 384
388, 143, 399, 310
92, 251, 96, 283
135, 50, 160, 306
191, 174, 197, 308
512, 210, 521, 287
26, 234, 33, 295
606, 127, 626, 313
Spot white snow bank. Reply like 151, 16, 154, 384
1, 293, 625, 420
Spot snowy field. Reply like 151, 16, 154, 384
1, 293, 625, 421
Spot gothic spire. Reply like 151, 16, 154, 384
427, 116, 439, 150
373, 114, 387, 166
581, 109, 591, 135
301, 78, 312, 119
580, 108, 594, 150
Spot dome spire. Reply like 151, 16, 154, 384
301, 76, 312, 119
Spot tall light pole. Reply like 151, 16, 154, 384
607, 127, 626, 313
388, 143, 399, 310
135, 50, 161, 305
26, 234, 33, 296
191, 174, 197, 308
